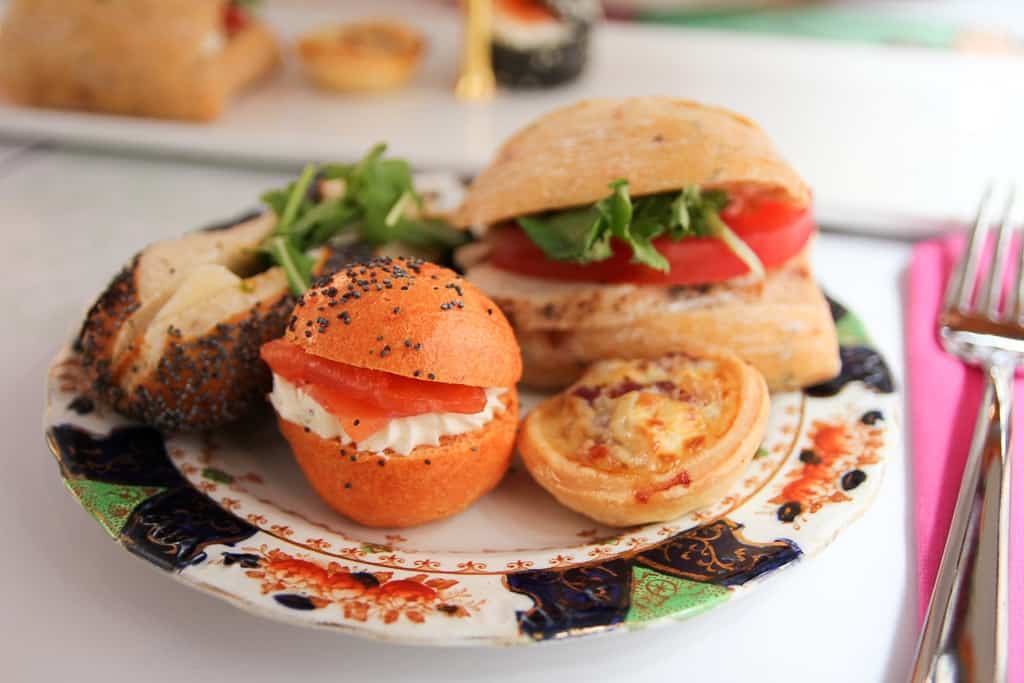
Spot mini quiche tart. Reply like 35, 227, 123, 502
518, 352, 769, 526
297, 20, 425, 93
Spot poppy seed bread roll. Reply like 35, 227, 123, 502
76, 214, 364, 431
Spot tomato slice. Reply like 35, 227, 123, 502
490, 200, 814, 286
260, 340, 487, 442
223, 4, 248, 35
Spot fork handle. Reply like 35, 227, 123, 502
911, 362, 1014, 683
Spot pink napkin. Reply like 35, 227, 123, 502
908, 235, 1023, 682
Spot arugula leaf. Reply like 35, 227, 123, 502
260, 144, 468, 294
599, 180, 633, 239
669, 187, 764, 278
394, 217, 474, 249
519, 207, 610, 262
515, 180, 764, 277
266, 235, 314, 296
277, 164, 316, 232
290, 199, 359, 246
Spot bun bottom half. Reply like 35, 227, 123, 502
278, 390, 518, 528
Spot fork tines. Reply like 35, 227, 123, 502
945, 183, 1021, 321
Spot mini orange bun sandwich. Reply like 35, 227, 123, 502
260, 257, 521, 528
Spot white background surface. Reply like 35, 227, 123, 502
5, 0, 1018, 679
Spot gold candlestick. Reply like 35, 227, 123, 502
455, 0, 496, 101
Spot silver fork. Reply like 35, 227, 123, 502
910, 185, 1018, 683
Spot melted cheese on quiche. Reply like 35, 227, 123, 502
545, 356, 740, 476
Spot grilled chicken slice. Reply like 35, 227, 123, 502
460, 245, 839, 392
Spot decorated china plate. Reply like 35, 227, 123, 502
44, 297, 897, 646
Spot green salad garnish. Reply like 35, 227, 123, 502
516, 180, 764, 277
262, 144, 467, 294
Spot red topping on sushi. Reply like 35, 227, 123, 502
497, 0, 557, 23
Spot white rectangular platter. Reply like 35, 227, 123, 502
1, 0, 1022, 236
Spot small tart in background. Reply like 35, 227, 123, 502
297, 20, 425, 93
518, 351, 769, 527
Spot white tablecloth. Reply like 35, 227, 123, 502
2, 144, 912, 682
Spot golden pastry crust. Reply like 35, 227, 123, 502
278, 390, 518, 528
0, 0, 279, 121
453, 97, 810, 229
518, 352, 769, 526
297, 21, 425, 93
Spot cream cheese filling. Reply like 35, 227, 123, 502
269, 375, 506, 456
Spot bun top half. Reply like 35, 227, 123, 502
284, 257, 522, 388
454, 97, 810, 229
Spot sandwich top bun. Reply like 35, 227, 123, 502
454, 97, 810, 229
284, 257, 521, 388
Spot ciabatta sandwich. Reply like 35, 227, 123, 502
454, 97, 840, 392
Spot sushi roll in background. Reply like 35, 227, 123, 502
492, 0, 600, 88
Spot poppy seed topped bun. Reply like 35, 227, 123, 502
453, 97, 810, 229
284, 257, 521, 388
